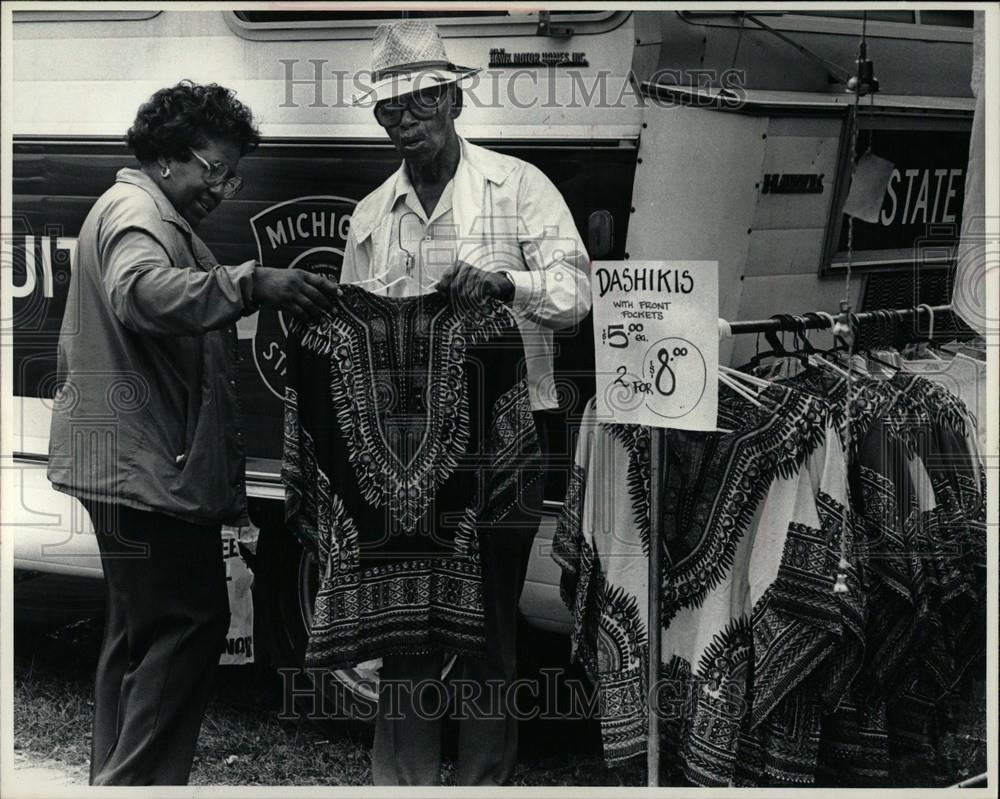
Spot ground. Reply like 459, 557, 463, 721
11, 617, 643, 787
10, 616, 987, 789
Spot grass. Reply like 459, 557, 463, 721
13, 618, 635, 787
13, 619, 375, 786
12, 617, 986, 787
13, 622, 96, 773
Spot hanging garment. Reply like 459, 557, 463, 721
553, 383, 858, 785
282, 286, 544, 669
778, 366, 986, 786
902, 353, 987, 461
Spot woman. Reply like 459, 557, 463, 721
47, 80, 339, 785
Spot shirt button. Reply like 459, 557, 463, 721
230, 379, 236, 387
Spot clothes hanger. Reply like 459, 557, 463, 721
815, 310, 854, 359
861, 309, 903, 375
355, 271, 438, 296
917, 303, 945, 360
719, 371, 783, 412
737, 315, 802, 374
719, 372, 767, 409
790, 313, 823, 376
800, 311, 859, 380
769, 315, 812, 370
794, 314, 817, 354
356, 273, 410, 294
953, 348, 987, 364
719, 358, 783, 410
720, 364, 772, 389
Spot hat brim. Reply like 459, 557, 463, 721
352, 66, 480, 107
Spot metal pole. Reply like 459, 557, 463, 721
647, 426, 664, 786
724, 304, 953, 337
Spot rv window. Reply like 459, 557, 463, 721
917, 10, 975, 28
12, 10, 160, 22
234, 11, 513, 23
794, 10, 972, 27
788, 10, 915, 24
227, 9, 627, 39
233, 10, 612, 24
823, 119, 974, 274
680, 10, 973, 36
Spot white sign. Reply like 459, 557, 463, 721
592, 260, 718, 430
219, 526, 255, 665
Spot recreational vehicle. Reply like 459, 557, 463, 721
7, 7, 976, 715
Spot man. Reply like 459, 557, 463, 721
341, 20, 591, 786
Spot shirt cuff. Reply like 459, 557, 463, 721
227, 260, 259, 315
504, 268, 545, 317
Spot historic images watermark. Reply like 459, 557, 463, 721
943, 220, 1000, 337
278, 666, 747, 724
277, 62, 747, 111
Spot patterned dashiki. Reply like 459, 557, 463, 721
282, 285, 544, 669
552, 384, 860, 786
553, 365, 987, 787
783, 368, 987, 786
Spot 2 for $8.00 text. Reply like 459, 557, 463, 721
606, 323, 690, 398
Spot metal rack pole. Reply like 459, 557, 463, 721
724, 304, 953, 337
647, 426, 665, 787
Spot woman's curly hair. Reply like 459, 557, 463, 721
126, 80, 261, 165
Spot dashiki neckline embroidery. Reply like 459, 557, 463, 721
289, 291, 512, 532
608, 383, 829, 623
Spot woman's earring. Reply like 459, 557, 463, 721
160, 165, 171, 178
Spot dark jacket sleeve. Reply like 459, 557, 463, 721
98, 194, 256, 336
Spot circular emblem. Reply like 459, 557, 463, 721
248, 196, 357, 399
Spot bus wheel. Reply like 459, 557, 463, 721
254, 522, 377, 736
253, 522, 457, 736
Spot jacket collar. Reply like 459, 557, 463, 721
116, 167, 194, 235
352, 137, 516, 244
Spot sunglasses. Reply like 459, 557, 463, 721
188, 148, 243, 199
374, 86, 449, 127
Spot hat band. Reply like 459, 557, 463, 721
372, 60, 458, 83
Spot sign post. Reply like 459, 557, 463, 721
591, 260, 720, 787
647, 427, 664, 787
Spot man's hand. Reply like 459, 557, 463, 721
251, 266, 342, 324
435, 261, 515, 309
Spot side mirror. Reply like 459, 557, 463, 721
587, 209, 614, 259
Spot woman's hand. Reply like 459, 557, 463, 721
251, 266, 342, 324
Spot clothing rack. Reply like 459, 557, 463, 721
723, 304, 953, 337
719, 304, 971, 351
647, 302, 966, 787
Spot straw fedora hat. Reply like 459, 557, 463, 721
353, 20, 480, 106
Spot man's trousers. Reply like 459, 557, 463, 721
371, 410, 551, 786
83, 500, 230, 785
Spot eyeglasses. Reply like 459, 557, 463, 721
188, 149, 243, 199
374, 86, 448, 127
